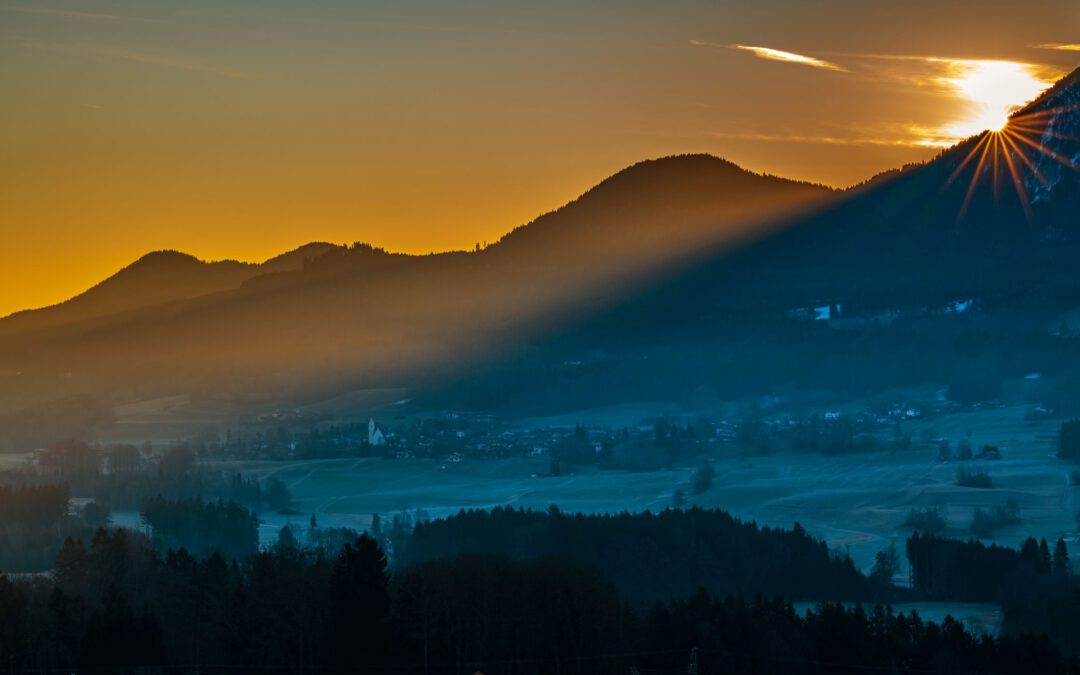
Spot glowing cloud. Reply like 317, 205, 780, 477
934, 60, 1053, 140
1033, 43, 1080, 52
731, 44, 848, 72
695, 44, 1062, 151
691, 41, 847, 72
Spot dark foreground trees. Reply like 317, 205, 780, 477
6, 506, 1080, 673
2, 529, 393, 674
140, 495, 259, 560
0, 533, 1074, 675
0, 483, 74, 571
401, 506, 870, 602
906, 532, 1069, 604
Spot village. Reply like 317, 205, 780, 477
194, 393, 1017, 473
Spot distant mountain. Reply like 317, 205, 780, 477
490, 154, 831, 270
721, 64, 1080, 311
593, 65, 1080, 320
0, 243, 339, 337
440, 66, 1080, 412
0, 155, 832, 427
6, 64, 1079, 428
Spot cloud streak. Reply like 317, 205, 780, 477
708, 128, 947, 149
1033, 43, 1080, 52
691, 40, 847, 72
695, 41, 1065, 149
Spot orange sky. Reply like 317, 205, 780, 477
1, 0, 1079, 317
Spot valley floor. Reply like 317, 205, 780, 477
108, 397, 1073, 578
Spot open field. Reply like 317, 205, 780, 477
118, 398, 1070, 581
97, 381, 1080, 589
91, 394, 1079, 635
692, 402, 1074, 573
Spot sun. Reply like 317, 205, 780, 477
938, 60, 1053, 138
986, 111, 1010, 134
946, 97, 1080, 224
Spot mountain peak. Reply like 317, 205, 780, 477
490, 154, 833, 263
124, 249, 221, 272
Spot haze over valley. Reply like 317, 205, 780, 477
5, 3, 1080, 672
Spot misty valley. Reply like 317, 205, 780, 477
4, 10, 1080, 672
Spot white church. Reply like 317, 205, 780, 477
368, 418, 386, 447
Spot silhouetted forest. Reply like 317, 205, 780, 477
401, 507, 870, 602
907, 533, 1071, 603
0, 529, 1074, 674
1007, 587, 1080, 656
141, 496, 260, 560
0, 484, 74, 571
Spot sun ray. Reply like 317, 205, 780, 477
998, 134, 1035, 224
958, 133, 994, 221
1007, 123, 1080, 143
1010, 115, 1067, 129
999, 132, 1050, 187
946, 133, 991, 188
992, 132, 1001, 204
1006, 128, 1078, 171
945, 84, 1078, 224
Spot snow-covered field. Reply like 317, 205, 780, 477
101, 395, 1076, 641
177, 400, 1075, 582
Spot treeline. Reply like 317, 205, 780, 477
1007, 587, 1080, 655
24, 440, 290, 513
0, 467, 290, 572
141, 496, 260, 560
0, 484, 75, 571
401, 506, 870, 602
0, 531, 1073, 674
907, 532, 1070, 603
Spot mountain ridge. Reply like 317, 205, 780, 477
3, 65, 1079, 429
0, 242, 340, 336
0, 155, 831, 332
0, 153, 836, 422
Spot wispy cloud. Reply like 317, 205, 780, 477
19, 39, 256, 80
3, 5, 166, 25
691, 40, 847, 72
708, 127, 947, 149
696, 41, 1066, 148
1032, 43, 1080, 52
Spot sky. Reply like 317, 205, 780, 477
2, 0, 1079, 316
